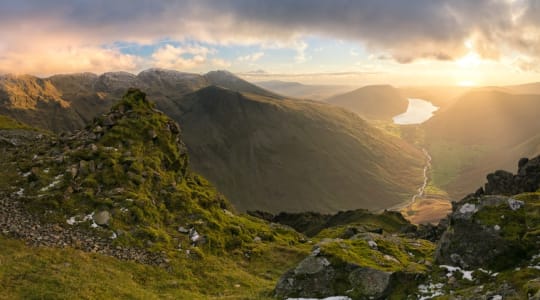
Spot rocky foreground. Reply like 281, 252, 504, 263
272, 157, 540, 299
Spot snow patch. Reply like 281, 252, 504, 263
286, 297, 351, 300
459, 203, 477, 214
40, 174, 64, 192
15, 188, 25, 197
418, 282, 444, 299
440, 265, 474, 281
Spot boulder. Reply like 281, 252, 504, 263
435, 195, 529, 270
274, 252, 393, 299
93, 211, 111, 226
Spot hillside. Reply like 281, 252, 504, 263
256, 80, 354, 100
425, 90, 540, 147
174, 86, 424, 213
423, 90, 540, 199
204, 70, 279, 98
0, 89, 310, 298
326, 85, 409, 120
0, 70, 427, 214
0, 69, 270, 133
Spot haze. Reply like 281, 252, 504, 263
1, 0, 540, 86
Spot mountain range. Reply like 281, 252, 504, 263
0, 69, 425, 213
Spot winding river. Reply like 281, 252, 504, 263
412, 148, 431, 203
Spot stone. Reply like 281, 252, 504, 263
294, 256, 330, 275
93, 211, 111, 226
435, 195, 529, 270
348, 268, 391, 298
274, 253, 393, 299
507, 198, 524, 211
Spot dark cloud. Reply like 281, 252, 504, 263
0, 0, 539, 65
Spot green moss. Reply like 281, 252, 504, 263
0, 115, 32, 130
318, 236, 434, 273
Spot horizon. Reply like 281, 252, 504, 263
1, 67, 539, 89
1, 0, 540, 86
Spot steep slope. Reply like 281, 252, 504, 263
0, 69, 211, 132
423, 90, 540, 199
256, 80, 354, 100
0, 70, 426, 214
175, 86, 424, 213
504, 82, 540, 95
0, 74, 87, 132
0, 89, 310, 298
425, 90, 540, 147
204, 70, 280, 98
326, 85, 409, 120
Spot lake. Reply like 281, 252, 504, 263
393, 98, 438, 125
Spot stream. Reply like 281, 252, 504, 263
412, 148, 431, 203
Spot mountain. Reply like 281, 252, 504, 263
423, 89, 540, 199
174, 86, 424, 213
504, 82, 540, 95
204, 70, 279, 98
256, 80, 354, 100
0, 70, 426, 213
425, 90, 540, 146
326, 85, 409, 120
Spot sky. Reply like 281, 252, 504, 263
1, 0, 540, 86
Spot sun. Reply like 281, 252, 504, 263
457, 80, 477, 87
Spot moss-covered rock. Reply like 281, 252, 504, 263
435, 194, 538, 271
274, 231, 434, 299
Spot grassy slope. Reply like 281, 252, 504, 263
0, 90, 312, 299
177, 86, 424, 213
0, 236, 307, 300
0, 115, 32, 130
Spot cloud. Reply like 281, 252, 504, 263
211, 58, 232, 68
1, 0, 540, 73
151, 44, 213, 69
0, 46, 140, 75
237, 52, 264, 62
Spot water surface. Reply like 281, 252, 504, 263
393, 98, 438, 125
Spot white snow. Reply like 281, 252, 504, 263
368, 240, 378, 249
15, 188, 24, 197
491, 295, 503, 300
190, 229, 200, 242
66, 212, 98, 228
440, 265, 474, 281
418, 282, 445, 299
494, 225, 501, 231
22, 171, 31, 177
110, 232, 117, 239
459, 203, 477, 214
40, 175, 64, 192
286, 297, 351, 300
